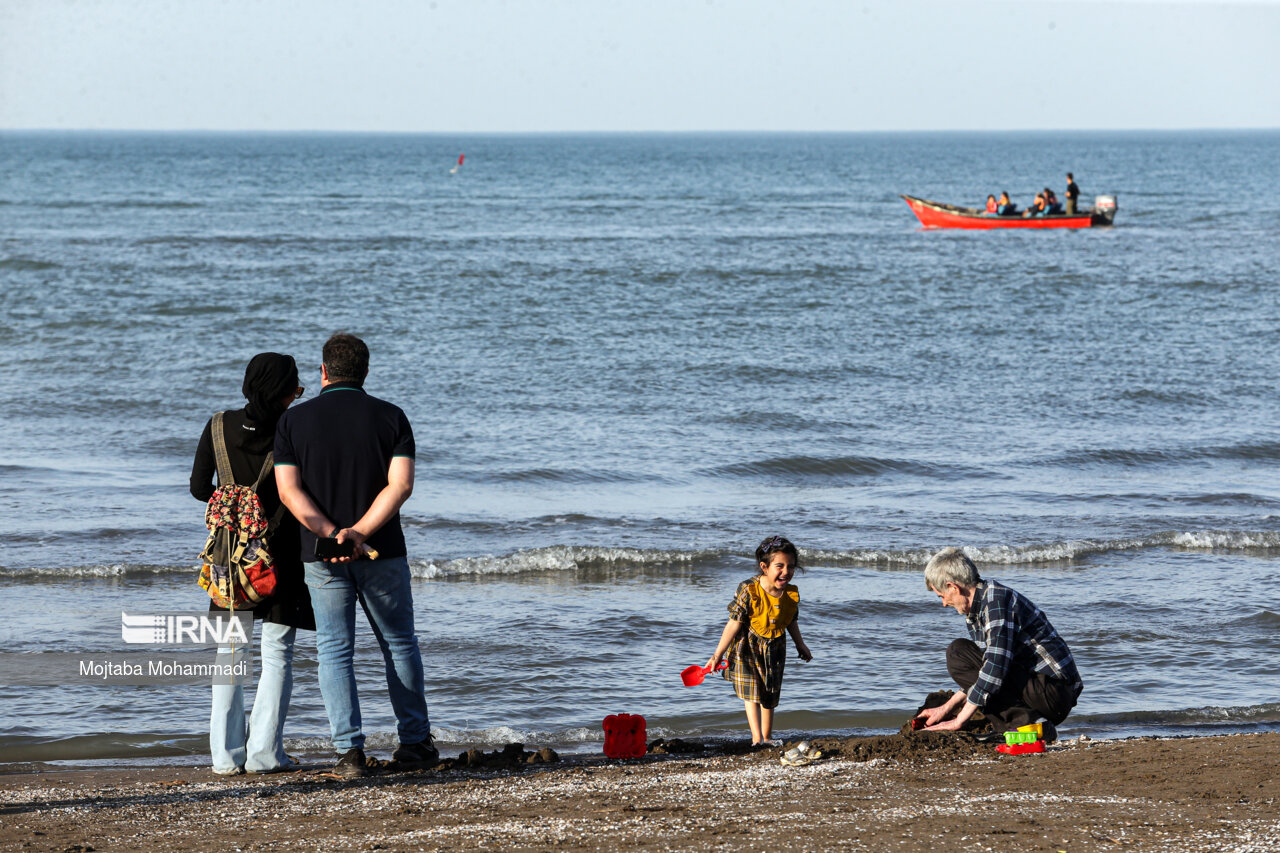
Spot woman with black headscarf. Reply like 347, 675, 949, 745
190, 352, 315, 775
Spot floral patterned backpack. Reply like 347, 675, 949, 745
197, 412, 279, 610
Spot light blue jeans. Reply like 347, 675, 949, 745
210, 620, 296, 774
304, 556, 430, 752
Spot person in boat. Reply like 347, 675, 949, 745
985, 195, 998, 215
1023, 193, 1047, 218
996, 192, 1017, 216
1065, 173, 1080, 214
1043, 188, 1063, 215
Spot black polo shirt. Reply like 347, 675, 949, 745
274, 381, 415, 562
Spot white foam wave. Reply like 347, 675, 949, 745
809, 530, 1280, 568
1171, 530, 1280, 549
430, 724, 605, 747
410, 545, 719, 579
0, 563, 191, 578
4, 529, 1278, 580
283, 724, 615, 755
283, 732, 403, 753
1079, 701, 1280, 726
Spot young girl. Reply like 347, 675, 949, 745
707, 535, 813, 745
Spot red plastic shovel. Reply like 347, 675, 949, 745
681, 660, 728, 687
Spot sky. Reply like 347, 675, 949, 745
1, 0, 1277, 132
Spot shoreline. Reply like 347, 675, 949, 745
3, 732, 1277, 852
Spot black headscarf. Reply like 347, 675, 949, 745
242, 352, 299, 428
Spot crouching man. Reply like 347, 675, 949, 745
916, 547, 1082, 741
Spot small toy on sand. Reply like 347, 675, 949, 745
996, 739, 1045, 755
1017, 723, 1044, 737
1004, 731, 1040, 745
680, 660, 728, 687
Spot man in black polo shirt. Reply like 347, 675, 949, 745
275, 333, 436, 777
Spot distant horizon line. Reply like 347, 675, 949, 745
2, 126, 1278, 135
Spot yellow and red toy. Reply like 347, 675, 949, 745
995, 724, 1045, 755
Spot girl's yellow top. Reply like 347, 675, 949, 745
730, 578, 800, 639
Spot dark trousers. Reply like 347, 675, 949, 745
947, 639, 1078, 729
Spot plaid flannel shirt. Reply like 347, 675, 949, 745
965, 579, 1083, 709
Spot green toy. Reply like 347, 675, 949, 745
1003, 731, 1040, 745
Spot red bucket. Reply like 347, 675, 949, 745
602, 713, 647, 759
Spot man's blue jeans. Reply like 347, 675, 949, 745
304, 556, 431, 752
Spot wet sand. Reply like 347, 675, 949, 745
2, 733, 1278, 852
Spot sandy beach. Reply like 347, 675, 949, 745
2, 732, 1277, 852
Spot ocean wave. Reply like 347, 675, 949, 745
4, 526, 158, 546
11, 199, 203, 210
286, 725, 606, 756
1046, 439, 1280, 467
0, 257, 59, 271
408, 529, 1280, 579
1230, 610, 1280, 627
411, 546, 720, 579
0, 563, 187, 579
404, 512, 631, 533
810, 531, 1280, 568
1075, 701, 1280, 728
4, 528, 1278, 580
1170, 530, 1280, 549
130, 234, 437, 250
1117, 387, 1216, 406
705, 454, 985, 481
467, 467, 664, 485
0, 463, 54, 476
107, 200, 203, 209
148, 304, 238, 317
0, 732, 205, 763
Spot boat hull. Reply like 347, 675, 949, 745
902, 195, 1110, 229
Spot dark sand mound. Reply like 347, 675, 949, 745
784, 730, 989, 764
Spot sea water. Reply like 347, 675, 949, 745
1, 130, 1278, 766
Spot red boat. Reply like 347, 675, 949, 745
902, 194, 1117, 229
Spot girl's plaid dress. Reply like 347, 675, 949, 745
723, 577, 799, 709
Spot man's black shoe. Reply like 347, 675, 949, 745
334, 747, 368, 778
1040, 721, 1058, 744
393, 737, 440, 768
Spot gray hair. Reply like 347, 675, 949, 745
924, 547, 981, 591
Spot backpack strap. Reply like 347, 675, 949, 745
211, 412, 236, 487
213, 412, 274, 494
249, 452, 274, 493
213, 412, 284, 532
249, 451, 288, 533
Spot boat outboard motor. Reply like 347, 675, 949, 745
1093, 194, 1118, 225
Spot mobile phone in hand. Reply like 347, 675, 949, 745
314, 537, 356, 560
